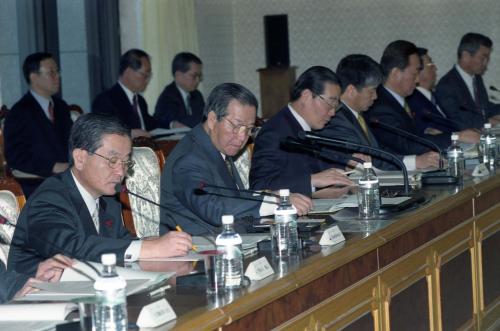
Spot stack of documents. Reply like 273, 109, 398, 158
0, 303, 77, 331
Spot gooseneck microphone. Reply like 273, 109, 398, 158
199, 182, 280, 199
281, 137, 365, 165
422, 110, 460, 132
115, 183, 217, 237
369, 118, 444, 169
193, 187, 280, 205
298, 131, 411, 196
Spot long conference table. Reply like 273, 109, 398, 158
127, 171, 500, 330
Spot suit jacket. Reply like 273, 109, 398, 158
435, 66, 500, 130
407, 89, 459, 134
319, 106, 400, 170
365, 86, 451, 156
250, 106, 333, 196
0, 260, 28, 303
154, 82, 205, 128
160, 124, 262, 235
4, 92, 72, 177
8, 170, 133, 275
92, 83, 158, 131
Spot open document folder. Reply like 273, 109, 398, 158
19, 260, 174, 301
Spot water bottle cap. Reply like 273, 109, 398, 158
484, 123, 492, 129
279, 189, 290, 197
363, 162, 373, 168
222, 215, 234, 224
101, 253, 116, 266
451, 133, 459, 140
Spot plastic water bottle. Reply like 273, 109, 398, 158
93, 253, 128, 331
274, 189, 299, 254
216, 215, 243, 289
478, 123, 497, 170
447, 133, 465, 181
357, 162, 380, 219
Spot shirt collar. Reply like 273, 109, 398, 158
383, 86, 405, 107
288, 103, 311, 131
71, 170, 99, 216
118, 80, 136, 104
29, 90, 52, 113
416, 86, 432, 101
175, 84, 190, 101
455, 63, 474, 89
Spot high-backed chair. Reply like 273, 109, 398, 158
233, 142, 254, 189
121, 147, 162, 238
0, 190, 20, 265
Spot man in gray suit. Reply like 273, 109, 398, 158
160, 83, 312, 235
320, 54, 439, 170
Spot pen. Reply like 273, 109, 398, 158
176, 225, 198, 251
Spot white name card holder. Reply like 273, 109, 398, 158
319, 225, 345, 246
245, 256, 275, 281
136, 298, 176, 328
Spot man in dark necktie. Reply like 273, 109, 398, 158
320, 54, 439, 171
160, 83, 312, 235
408, 48, 479, 143
435, 32, 500, 129
154, 52, 205, 129
92, 49, 158, 138
4, 52, 73, 196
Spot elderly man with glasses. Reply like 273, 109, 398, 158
8, 113, 192, 276
250, 66, 353, 198
160, 83, 312, 235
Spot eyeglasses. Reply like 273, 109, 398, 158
38, 69, 61, 78
315, 94, 340, 111
136, 70, 152, 79
223, 117, 258, 136
91, 152, 135, 171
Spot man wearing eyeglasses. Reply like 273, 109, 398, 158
8, 113, 192, 275
154, 52, 205, 129
92, 49, 158, 138
4, 52, 73, 197
250, 66, 353, 198
160, 83, 312, 235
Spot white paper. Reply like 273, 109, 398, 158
0, 303, 77, 321
139, 251, 203, 262
0, 321, 61, 331
192, 234, 270, 251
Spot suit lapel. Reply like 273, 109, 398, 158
113, 84, 141, 128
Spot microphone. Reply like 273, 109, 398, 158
281, 137, 365, 165
369, 118, 444, 168
298, 131, 411, 196
193, 188, 279, 205
199, 181, 280, 199
422, 110, 460, 132
115, 183, 217, 237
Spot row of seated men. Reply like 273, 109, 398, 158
4, 50, 205, 197
2, 32, 500, 303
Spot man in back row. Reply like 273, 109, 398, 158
9, 113, 192, 275
154, 52, 205, 129
435, 32, 500, 129
160, 83, 312, 235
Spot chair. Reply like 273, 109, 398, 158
0, 190, 20, 265
233, 142, 254, 189
68, 104, 84, 122
121, 147, 162, 238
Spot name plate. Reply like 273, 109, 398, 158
319, 225, 345, 246
136, 298, 176, 328
245, 256, 274, 281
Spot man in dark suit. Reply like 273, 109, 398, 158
8, 113, 192, 275
320, 54, 439, 171
365, 40, 474, 157
154, 52, 205, 128
435, 33, 500, 130
160, 83, 312, 235
92, 49, 158, 138
4, 52, 73, 197
408, 47, 479, 143
0, 255, 71, 303
250, 66, 353, 198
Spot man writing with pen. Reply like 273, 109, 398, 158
160, 83, 313, 236
8, 113, 192, 276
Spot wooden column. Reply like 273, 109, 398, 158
257, 66, 296, 119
